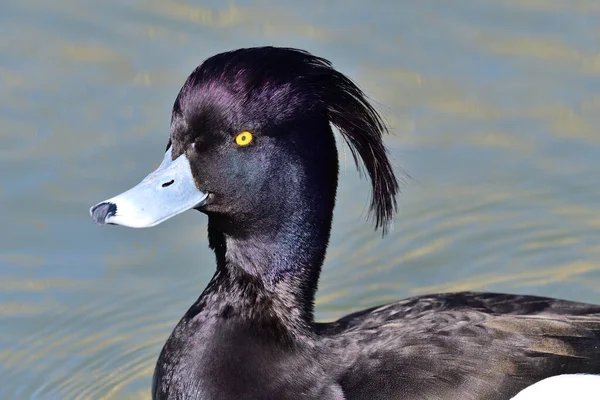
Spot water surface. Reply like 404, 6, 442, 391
2, 0, 600, 398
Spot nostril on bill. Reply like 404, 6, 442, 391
162, 179, 175, 188
90, 202, 117, 226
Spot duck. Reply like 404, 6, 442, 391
90, 46, 600, 400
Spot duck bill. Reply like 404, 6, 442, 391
90, 147, 208, 228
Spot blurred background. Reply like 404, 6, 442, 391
2, 0, 600, 398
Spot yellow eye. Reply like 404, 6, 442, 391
235, 131, 253, 146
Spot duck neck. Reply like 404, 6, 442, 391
202, 206, 332, 335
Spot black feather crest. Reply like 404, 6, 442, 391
307, 53, 399, 233
280, 47, 400, 232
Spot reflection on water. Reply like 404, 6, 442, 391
1, 0, 600, 398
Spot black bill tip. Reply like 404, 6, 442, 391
90, 202, 117, 226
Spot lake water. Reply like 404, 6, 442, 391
2, 0, 600, 398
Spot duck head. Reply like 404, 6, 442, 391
91, 46, 398, 253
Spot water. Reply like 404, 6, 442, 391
2, 0, 600, 398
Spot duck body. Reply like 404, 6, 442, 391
90, 47, 600, 400
153, 284, 600, 400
